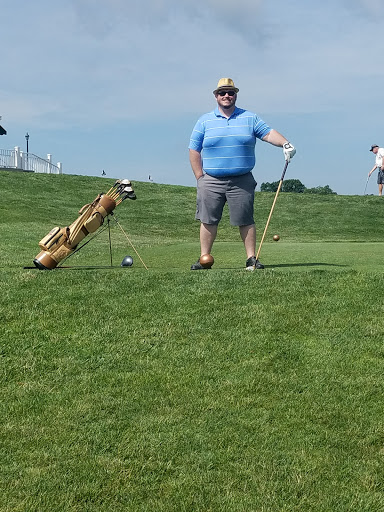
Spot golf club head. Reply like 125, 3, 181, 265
121, 191, 136, 200
127, 193, 137, 200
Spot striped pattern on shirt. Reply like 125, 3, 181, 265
188, 107, 271, 177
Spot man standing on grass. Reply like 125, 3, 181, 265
188, 78, 296, 271
368, 144, 384, 196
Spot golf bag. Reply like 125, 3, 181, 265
33, 180, 136, 270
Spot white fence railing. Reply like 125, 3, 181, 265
0, 146, 62, 174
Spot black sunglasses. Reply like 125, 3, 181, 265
217, 90, 236, 97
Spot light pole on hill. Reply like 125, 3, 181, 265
25, 132, 29, 170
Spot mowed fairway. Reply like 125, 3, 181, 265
141, 240, 384, 272
1, 171, 384, 511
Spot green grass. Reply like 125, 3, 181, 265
1, 171, 384, 511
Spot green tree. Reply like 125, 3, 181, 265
260, 179, 337, 195
260, 179, 306, 193
305, 185, 337, 195
260, 181, 279, 192
281, 179, 306, 193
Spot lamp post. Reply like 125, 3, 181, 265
25, 132, 29, 170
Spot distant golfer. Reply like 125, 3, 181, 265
368, 144, 384, 196
188, 78, 296, 271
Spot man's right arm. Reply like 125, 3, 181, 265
189, 149, 204, 180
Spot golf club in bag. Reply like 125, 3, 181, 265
255, 160, 289, 265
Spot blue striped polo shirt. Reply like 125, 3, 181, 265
188, 106, 272, 178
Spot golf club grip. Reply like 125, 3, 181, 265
280, 160, 289, 181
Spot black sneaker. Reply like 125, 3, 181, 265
191, 258, 205, 270
245, 256, 264, 271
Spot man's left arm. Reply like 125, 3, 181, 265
262, 129, 296, 162
262, 129, 287, 147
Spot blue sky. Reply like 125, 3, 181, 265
1, 0, 384, 195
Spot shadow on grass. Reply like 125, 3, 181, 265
22, 265, 136, 271
22, 263, 348, 271
265, 262, 348, 268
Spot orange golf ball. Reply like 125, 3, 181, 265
200, 254, 214, 268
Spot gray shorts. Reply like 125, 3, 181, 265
195, 172, 257, 226
378, 170, 384, 184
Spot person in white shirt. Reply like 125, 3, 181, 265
368, 144, 384, 196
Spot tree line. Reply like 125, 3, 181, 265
260, 179, 336, 195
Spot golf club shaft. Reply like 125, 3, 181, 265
113, 217, 149, 270
256, 160, 289, 261
363, 175, 370, 195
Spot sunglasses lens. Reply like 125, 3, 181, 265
218, 90, 235, 96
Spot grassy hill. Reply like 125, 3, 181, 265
1, 170, 383, 269
1, 170, 384, 511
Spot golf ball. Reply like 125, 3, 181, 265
273, 235, 280, 241
121, 255, 133, 267
200, 253, 214, 268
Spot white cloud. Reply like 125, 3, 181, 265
2, 1, 384, 194
1, 0, 383, 129
348, 0, 384, 16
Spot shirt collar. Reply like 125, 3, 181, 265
214, 106, 240, 119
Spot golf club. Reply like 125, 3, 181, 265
255, 160, 289, 264
363, 175, 370, 195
